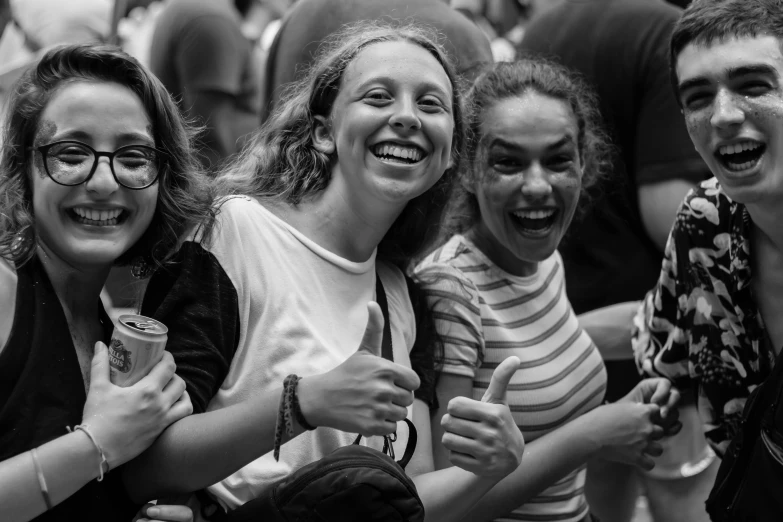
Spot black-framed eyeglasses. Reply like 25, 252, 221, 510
33, 140, 169, 190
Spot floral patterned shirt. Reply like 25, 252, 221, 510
632, 177, 773, 456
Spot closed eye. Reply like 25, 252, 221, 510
682, 90, 713, 110
547, 155, 575, 171
364, 90, 391, 105
739, 81, 773, 96
492, 157, 523, 173
419, 95, 447, 113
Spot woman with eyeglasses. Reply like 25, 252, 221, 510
0, 44, 210, 522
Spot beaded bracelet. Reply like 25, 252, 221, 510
291, 376, 316, 431
31, 448, 52, 510
68, 424, 109, 481
273, 375, 317, 461
273, 385, 287, 462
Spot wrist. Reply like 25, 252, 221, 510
578, 407, 609, 455
296, 376, 324, 429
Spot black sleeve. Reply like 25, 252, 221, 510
405, 274, 441, 411
141, 242, 240, 414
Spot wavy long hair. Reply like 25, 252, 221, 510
213, 20, 465, 268
0, 43, 213, 269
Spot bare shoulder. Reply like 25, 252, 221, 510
0, 257, 18, 353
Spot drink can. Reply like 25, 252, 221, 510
109, 314, 168, 387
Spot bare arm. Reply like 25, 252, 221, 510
433, 373, 671, 522
407, 399, 502, 522
123, 303, 422, 503
638, 180, 696, 251
0, 432, 104, 522
1, 345, 191, 521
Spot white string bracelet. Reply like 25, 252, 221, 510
67, 424, 109, 481
31, 448, 52, 510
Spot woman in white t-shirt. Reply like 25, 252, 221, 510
124, 21, 526, 520
414, 58, 683, 522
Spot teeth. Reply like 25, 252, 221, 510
372, 143, 423, 162
72, 207, 123, 222
513, 209, 556, 219
718, 141, 762, 156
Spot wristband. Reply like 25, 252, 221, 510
291, 376, 316, 431
68, 424, 109, 481
31, 448, 52, 510
273, 385, 287, 461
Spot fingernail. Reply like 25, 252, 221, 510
660, 407, 668, 418
147, 507, 160, 517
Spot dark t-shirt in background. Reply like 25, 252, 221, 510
261, 0, 493, 122
149, 0, 259, 162
521, 0, 709, 314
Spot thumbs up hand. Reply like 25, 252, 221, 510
298, 302, 421, 437
440, 356, 525, 478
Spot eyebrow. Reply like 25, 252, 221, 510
355, 77, 452, 100
487, 135, 575, 151
678, 63, 777, 93
53, 129, 155, 145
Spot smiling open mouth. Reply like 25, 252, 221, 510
716, 140, 766, 172
371, 142, 426, 164
510, 208, 558, 234
69, 207, 128, 227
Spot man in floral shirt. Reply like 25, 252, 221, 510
633, 0, 783, 457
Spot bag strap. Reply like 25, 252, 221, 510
375, 272, 393, 362
349, 272, 417, 469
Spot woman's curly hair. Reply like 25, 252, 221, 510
443, 57, 614, 237
0, 43, 214, 270
213, 20, 465, 268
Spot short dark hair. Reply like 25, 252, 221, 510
444, 57, 612, 235
670, 0, 783, 92
0, 43, 213, 269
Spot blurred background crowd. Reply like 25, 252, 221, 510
0, 1, 713, 521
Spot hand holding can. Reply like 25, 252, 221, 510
109, 314, 168, 387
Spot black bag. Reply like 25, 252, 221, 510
220, 275, 425, 522
706, 347, 783, 521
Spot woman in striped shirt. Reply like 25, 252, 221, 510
414, 58, 681, 522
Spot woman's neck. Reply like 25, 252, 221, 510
36, 245, 110, 320
270, 180, 406, 263
465, 226, 539, 278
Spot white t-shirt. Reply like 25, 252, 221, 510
184, 196, 417, 509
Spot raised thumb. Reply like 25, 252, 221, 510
90, 341, 110, 385
481, 356, 520, 405
356, 301, 384, 357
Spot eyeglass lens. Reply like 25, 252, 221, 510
46, 142, 161, 188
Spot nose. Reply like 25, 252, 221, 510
84, 157, 120, 196
521, 163, 553, 199
389, 97, 421, 131
710, 89, 745, 129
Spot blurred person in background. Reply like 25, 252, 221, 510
149, 0, 261, 171
260, 0, 493, 123
0, 0, 112, 114
451, 0, 532, 62
520, 0, 713, 521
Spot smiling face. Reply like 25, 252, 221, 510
30, 80, 158, 270
314, 40, 455, 213
676, 35, 783, 205
468, 92, 582, 277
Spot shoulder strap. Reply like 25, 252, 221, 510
375, 272, 393, 362
349, 272, 417, 469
